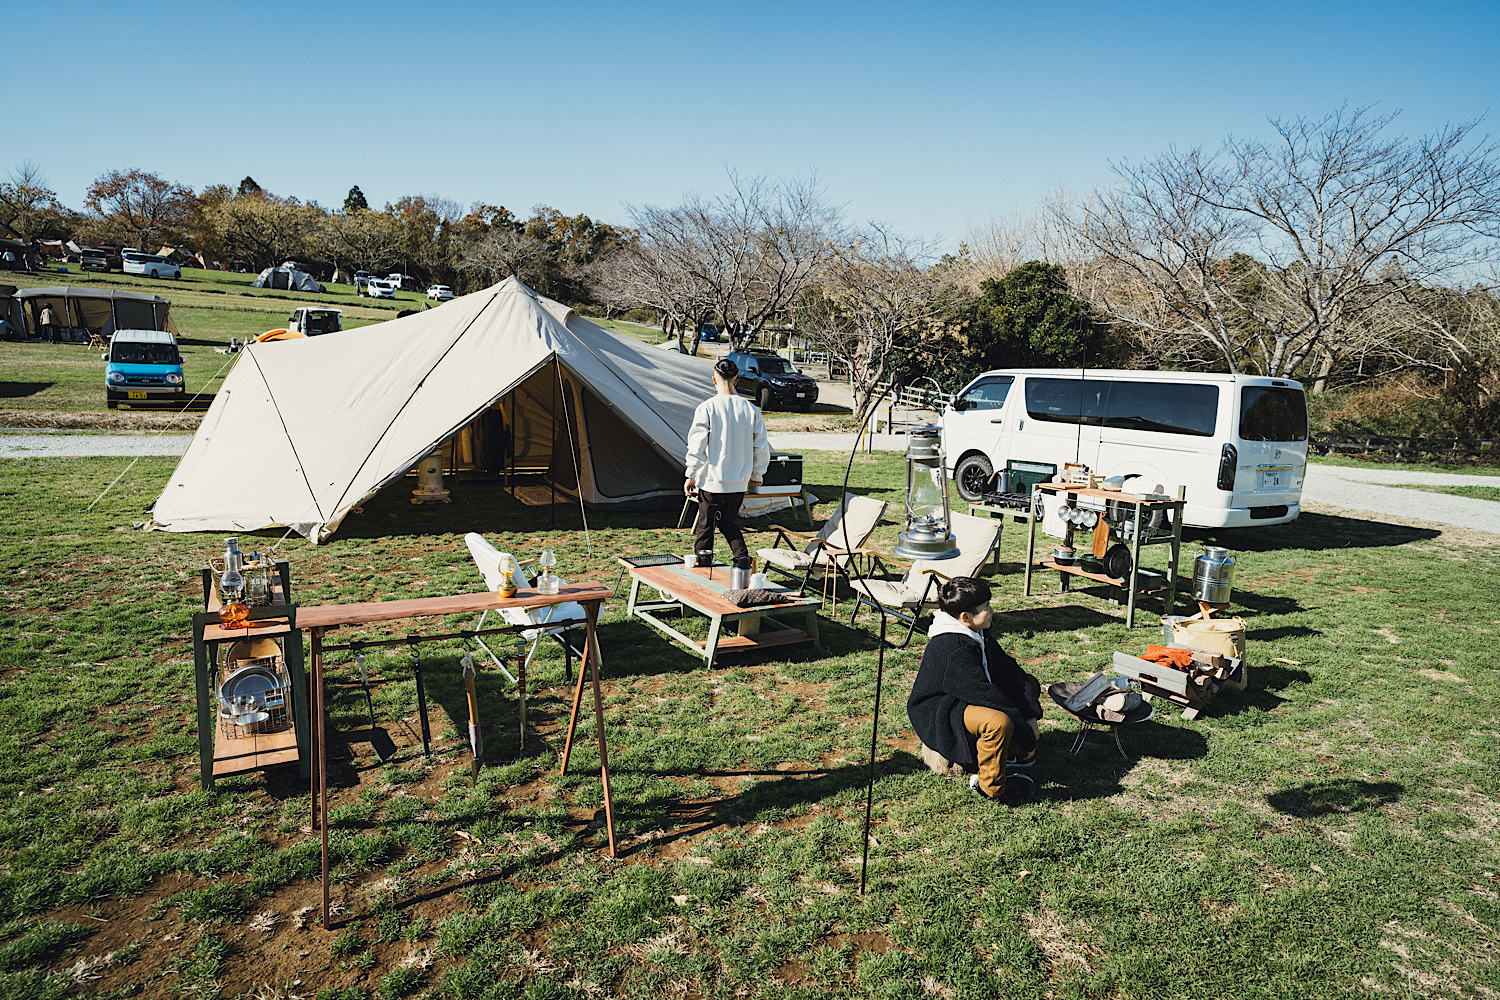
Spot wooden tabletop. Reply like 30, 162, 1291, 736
297, 582, 612, 630
1034, 483, 1183, 505
630, 564, 819, 616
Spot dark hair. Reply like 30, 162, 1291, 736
713, 358, 739, 381
938, 576, 991, 617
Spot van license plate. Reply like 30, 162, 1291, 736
796, 392, 805, 398
127, 391, 147, 400
1258, 464, 1292, 489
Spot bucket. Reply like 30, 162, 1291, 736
1163, 615, 1248, 691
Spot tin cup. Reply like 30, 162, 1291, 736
682, 553, 695, 569
750, 572, 768, 589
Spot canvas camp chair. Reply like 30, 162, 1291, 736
755, 492, 887, 600
465, 533, 585, 683
847, 510, 1003, 648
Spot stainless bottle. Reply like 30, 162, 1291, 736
1192, 546, 1235, 603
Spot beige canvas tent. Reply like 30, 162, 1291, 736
149, 277, 716, 542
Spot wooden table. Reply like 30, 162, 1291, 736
624, 562, 820, 669
298, 583, 614, 928
1024, 484, 1186, 627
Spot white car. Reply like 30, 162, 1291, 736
426, 285, 454, 301
364, 278, 396, 299
122, 251, 181, 279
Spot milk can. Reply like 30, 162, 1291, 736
1191, 546, 1235, 604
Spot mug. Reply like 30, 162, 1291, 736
750, 572, 768, 589
682, 553, 695, 569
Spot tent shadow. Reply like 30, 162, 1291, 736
992, 605, 1127, 634
0, 381, 52, 398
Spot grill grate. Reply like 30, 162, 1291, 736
620, 553, 682, 568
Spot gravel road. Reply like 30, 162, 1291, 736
5, 430, 1496, 534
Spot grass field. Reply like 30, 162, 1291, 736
0, 449, 1495, 998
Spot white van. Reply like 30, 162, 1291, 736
121, 251, 181, 279
942, 368, 1308, 529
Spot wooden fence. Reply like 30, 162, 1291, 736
1309, 431, 1498, 464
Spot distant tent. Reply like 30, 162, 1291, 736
149, 277, 717, 541
12, 286, 176, 341
252, 265, 321, 292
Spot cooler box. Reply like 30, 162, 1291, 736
751, 451, 803, 496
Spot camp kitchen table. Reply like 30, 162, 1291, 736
295, 583, 615, 927
1025, 483, 1186, 628
623, 561, 821, 669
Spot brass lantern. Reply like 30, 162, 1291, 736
893, 423, 958, 560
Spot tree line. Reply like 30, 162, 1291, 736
5, 106, 1497, 434
0, 167, 631, 302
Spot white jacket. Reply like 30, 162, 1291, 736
684, 393, 770, 493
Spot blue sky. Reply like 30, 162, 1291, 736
6, 1, 1498, 251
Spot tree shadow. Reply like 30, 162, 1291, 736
1185, 511, 1439, 553
1266, 778, 1402, 817
993, 604, 1133, 634
0, 381, 52, 398
1231, 592, 1307, 616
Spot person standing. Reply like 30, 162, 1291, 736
684, 358, 770, 569
38, 303, 59, 343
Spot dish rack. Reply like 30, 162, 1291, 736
216, 651, 291, 740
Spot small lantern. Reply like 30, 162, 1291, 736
893, 423, 958, 560
411, 449, 450, 503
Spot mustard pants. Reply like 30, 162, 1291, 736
963, 705, 1016, 798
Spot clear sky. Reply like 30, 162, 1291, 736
6, 0, 1498, 251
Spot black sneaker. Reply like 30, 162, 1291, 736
970, 773, 1034, 806
1006, 753, 1037, 769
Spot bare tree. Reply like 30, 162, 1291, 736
1063, 107, 1500, 386
84, 168, 196, 250
597, 172, 842, 352
317, 209, 408, 274
800, 227, 954, 417
0, 161, 63, 241
208, 196, 322, 269
456, 226, 553, 286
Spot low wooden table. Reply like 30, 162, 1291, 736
624, 562, 821, 669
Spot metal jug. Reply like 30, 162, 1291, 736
730, 566, 751, 590
1192, 546, 1235, 603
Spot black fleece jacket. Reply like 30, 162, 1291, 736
906, 631, 1042, 766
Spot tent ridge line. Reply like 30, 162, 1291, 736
322, 289, 505, 521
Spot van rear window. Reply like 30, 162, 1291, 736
1025, 377, 1218, 436
1239, 387, 1307, 441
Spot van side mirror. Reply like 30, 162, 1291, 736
950, 398, 967, 412
100, 353, 109, 361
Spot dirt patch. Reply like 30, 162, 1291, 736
0, 409, 204, 431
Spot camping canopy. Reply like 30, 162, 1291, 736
12, 286, 176, 339
150, 277, 716, 541
252, 265, 321, 291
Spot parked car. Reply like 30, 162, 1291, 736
104, 329, 184, 409
698, 323, 721, 342
80, 247, 120, 272
122, 251, 181, 279
286, 307, 342, 336
364, 278, 396, 299
725, 347, 819, 411
387, 273, 417, 291
426, 285, 455, 301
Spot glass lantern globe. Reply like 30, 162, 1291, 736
893, 424, 959, 560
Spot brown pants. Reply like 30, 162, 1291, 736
963, 705, 1016, 798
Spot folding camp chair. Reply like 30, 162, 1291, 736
465, 533, 585, 682
847, 511, 1003, 647
756, 492, 887, 602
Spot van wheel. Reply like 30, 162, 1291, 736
759, 387, 774, 410
149, 269, 158, 278
954, 454, 995, 502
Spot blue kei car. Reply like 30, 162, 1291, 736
104, 328, 185, 409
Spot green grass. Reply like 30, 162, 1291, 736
1403, 483, 1500, 501
1310, 454, 1500, 475
0, 450, 1495, 996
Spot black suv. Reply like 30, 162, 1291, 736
725, 347, 819, 411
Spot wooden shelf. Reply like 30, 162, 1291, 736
694, 628, 811, 653
211, 725, 298, 776
1037, 560, 1170, 593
